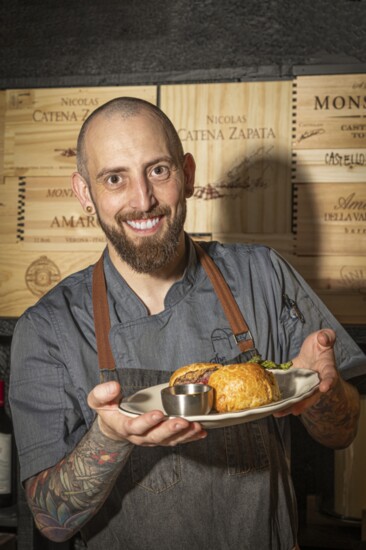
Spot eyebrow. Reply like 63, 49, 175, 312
96, 166, 126, 181
96, 156, 176, 181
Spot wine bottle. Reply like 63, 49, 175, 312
0, 380, 12, 507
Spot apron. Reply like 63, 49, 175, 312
82, 241, 299, 550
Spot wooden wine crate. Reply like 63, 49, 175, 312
294, 148, 366, 184
160, 81, 293, 238
0, 244, 103, 317
0, 177, 19, 242
1, 78, 364, 324
319, 293, 366, 324
293, 74, 366, 150
294, 182, 366, 256
0, 176, 107, 250
292, 73, 366, 323
290, 254, 366, 324
4, 86, 157, 176
290, 254, 366, 292
212, 233, 366, 298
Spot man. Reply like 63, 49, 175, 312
10, 97, 365, 550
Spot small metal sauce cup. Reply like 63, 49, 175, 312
161, 384, 214, 416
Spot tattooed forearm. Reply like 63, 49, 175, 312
300, 379, 360, 449
25, 419, 133, 542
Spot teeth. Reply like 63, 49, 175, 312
127, 217, 160, 230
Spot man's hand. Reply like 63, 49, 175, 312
87, 381, 207, 446
274, 328, 360, 450
293, 328, 338, 392
274, 328, 339, 417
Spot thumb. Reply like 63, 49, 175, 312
87, 381, 122, 410
317, 329, 336, 350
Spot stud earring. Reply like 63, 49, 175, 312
86, 205, 94, 214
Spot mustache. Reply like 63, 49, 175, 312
115, 206, 171, 223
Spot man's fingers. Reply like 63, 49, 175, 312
123, 412, 206, 445
123, 410, 166, 435
318, 365, 338, 393
88, 387, 207, 447
87, 381, 122, 409
124, 411, 193, 439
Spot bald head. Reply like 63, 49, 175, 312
76, 97, 185, 183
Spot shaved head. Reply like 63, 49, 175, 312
76, 97, 185, 183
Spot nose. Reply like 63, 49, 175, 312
128, 175, 157, 212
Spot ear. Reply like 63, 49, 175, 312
72, 172, 95, 214
182, 153, 195, 198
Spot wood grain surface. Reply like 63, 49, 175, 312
161, 81, 293, 236
294, 182, 366, 256
4, 86, 157, 176
293, 74, 366, 150
0, 245, 102, 317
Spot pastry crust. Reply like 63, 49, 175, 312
209, 362, 281, 413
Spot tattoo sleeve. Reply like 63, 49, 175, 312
300, 379, 361, 449
25, 419, 133, 542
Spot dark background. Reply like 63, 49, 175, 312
0, 0, 365, 89
0, 1, 366, 548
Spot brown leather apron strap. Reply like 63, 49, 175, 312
92, 254, 116, 372
193, 241, 256, 354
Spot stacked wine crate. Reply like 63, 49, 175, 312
292, 75, 366, 324
0, 86, 157, 316
161, 77, 366, 324
0, 77, 365, 323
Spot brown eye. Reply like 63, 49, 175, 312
151, 165, 169, 178
106, 174, 123, 187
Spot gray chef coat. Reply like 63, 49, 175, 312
9, 238, 366, 549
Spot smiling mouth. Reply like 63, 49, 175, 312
125, 216, 161, 231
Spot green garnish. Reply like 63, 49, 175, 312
250, 355, 293, 370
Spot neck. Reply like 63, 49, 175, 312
107, 234, 188, 315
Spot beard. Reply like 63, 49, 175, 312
96, 201, 187, 273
